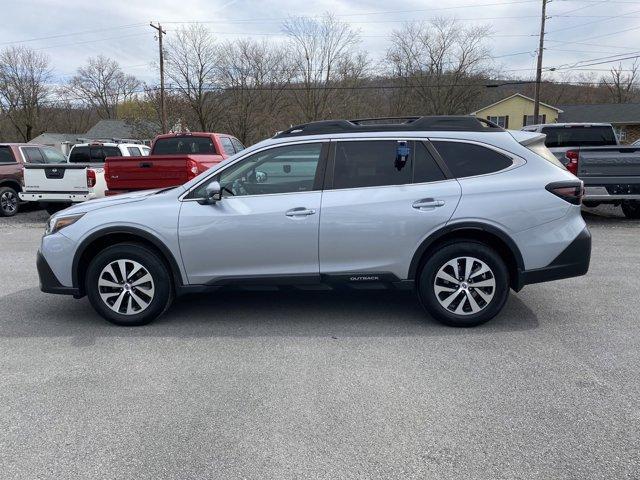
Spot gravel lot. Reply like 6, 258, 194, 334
0, 206, 639, 479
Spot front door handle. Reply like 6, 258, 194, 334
412, 198, 445, 209
286, 207, 316, 217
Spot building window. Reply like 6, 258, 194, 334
524, 114, 546, 126
487, 116, 509, 128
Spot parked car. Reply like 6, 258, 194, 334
20, 142, 150, 214
37, 116, 591, 328
522, 123, 640, 218
104, 132, 244, 194
0, 143, 68, 217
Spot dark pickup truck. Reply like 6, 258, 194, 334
522, 123, 640, 218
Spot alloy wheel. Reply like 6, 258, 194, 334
98, 259, 155, 315
433, 256, 496, 315
0, 191, 17, 215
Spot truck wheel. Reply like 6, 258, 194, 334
86, 243, 173, 326
622, 201, 640, 219
417, 241, 510, 327
44, 203, 71, 215
0, 186, 19, 217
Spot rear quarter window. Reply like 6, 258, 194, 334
432, 141, 513, 178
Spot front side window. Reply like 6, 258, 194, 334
22, 147, 45, 163
41, 147, 68, 164
190, 143, 323, 198
333, 140, 413, 189
432, 141, 513, 178
219, 137, 235, 156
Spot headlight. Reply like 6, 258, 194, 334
45, 213, 85, 236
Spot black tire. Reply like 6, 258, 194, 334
44, 203, 70, 215
582, 201, 600, 208
621, 201, 640, 219
417, 241, 510, 327
0, 186, 19, 217
85, 243, 173, 326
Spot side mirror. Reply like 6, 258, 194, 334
199, 181, 222, 205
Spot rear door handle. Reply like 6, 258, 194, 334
139, 162, 153, 168
285, 207, 316, 217
412, 198, 445, 209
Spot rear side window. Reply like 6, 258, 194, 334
219, 137, 235, 156
0, 146, 15, 163
22, 147, 45, 163
153, 136, 216, 155
414, 142, 446, 183
432, 141, 512, 178
333, 141, 413, 189
91, 146, 120, 162
127, 147, 142, 156
541, 126, 617, 147
69, 146, 90, 163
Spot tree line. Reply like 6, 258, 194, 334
0, 14, 638, 144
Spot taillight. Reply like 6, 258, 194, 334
186, 159, 199, 179
546, 181, 584, 205
565, 150, 579, 175
87, 169, 96, 188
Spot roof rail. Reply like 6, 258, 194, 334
274, 116, 502, 138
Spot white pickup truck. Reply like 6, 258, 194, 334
19, 142, 150, 214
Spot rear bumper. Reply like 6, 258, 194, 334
37, 251, 80, 296
583, 186, 640, 201
517, 227, 591, 289
20, 192, 90, 203
582, 177, 640, 201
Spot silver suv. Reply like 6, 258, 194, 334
37, 116, 591, 327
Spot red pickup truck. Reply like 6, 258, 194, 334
105, 132, 245, 194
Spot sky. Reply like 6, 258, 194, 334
2, 0, 639, 86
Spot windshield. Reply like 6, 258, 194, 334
541, 126, 617, 148
153, 136, 217, 155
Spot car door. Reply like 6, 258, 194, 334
178, 141, 328, 285
319, 139, 461, 281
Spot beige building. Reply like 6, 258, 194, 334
470, 93, 563, 129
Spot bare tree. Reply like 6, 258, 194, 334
164, 25, 224, 131
283, 13, 367, 122
386, 19, 492, 115
67, 55, 140, 119
0, 46, 52, 141
601, 61, 639, 103
218, 39, 294, 143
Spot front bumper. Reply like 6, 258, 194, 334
517, 227, 591, 289
37, 251, 80, 296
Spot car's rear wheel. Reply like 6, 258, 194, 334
621, 201, 640, 219
0, 186, 19, 217
417, 241, 510, 327
86, 243, 173, 326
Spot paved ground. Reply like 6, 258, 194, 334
0, 206, 639, 479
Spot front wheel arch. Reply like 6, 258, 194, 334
73, 228, 184, 296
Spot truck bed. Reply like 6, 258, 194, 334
576, 146, 640, 201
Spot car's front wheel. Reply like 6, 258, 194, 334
417, 241, 510, 327
86, 243, 173, 326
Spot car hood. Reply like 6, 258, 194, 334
59, 187, 184, 216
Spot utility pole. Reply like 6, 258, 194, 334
533, 0, 548, 123
150, 22, 168, 134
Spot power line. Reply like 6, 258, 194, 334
0, 23, 147, 47
546, 7, 640, 34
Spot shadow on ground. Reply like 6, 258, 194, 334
0, 287, 538, 340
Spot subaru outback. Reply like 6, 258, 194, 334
37, 116, 591, 327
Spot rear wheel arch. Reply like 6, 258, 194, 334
72, 227, 184, 295
0, 179, 22, 192
409, 223, 524, 290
